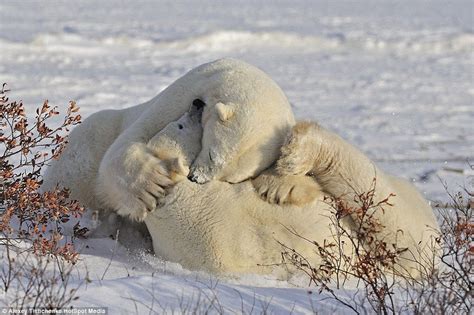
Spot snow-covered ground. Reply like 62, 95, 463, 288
1, 0, 473, 313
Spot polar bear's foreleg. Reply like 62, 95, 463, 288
276, 121, 395, 201
275, 122, 419, 217
97, 140, 176, 221
96, 100, 195, 221
254, 121, 396, 207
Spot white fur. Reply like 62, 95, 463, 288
42, 58, 295, 221
144, 120, 439, 278
146, 179, 329, 277
257, 122, 440, 276
141, 114, 325, 275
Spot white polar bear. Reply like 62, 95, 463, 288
144, 115, 439, 278
42, 58, 295, 221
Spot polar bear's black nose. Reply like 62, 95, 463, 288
187, 173, 198, 182
192, 99, 206, 110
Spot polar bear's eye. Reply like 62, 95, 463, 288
178, 124, 184, 130
192, 99, 206, 109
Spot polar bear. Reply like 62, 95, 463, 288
42, 58, 295, 221
144, 116, 438, 278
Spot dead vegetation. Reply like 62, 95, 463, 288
279, 177, 472, 314
0, 84, 85, 308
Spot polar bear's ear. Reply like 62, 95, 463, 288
215, 102, 235, 122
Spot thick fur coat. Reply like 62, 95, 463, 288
42, 58, 295, 220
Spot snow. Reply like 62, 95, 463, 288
0, 0, 472, 313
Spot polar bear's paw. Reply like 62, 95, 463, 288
276, 121, 321, 176
252, 172, 321, 207
98, 144, 190, 221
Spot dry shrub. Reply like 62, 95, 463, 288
1, 245, 79, 309
402, 181, 473, 314
279, 179, 404, 314
280, 177, 473, 314
0, 84, 86, 307
0, 83, 85, 261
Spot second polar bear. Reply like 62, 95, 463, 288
145, 113, 438, 278
42, 58, 295, 221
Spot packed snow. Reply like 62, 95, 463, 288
0, 0, 472, 313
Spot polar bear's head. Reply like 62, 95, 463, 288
148, 107, 203, 181
184, 59, 295, 184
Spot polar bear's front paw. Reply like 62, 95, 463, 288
98, 145, 183, 221
119, 163, 174, 220
252, 172, 321, 207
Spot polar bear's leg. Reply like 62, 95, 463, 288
43, 103, 179, 222
97, 141, 176, 221
272, 122, 399, 206
95, 92, 200, 221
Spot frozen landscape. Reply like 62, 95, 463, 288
0, 0, 472, 313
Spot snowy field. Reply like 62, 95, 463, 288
1, 0, 473, 313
